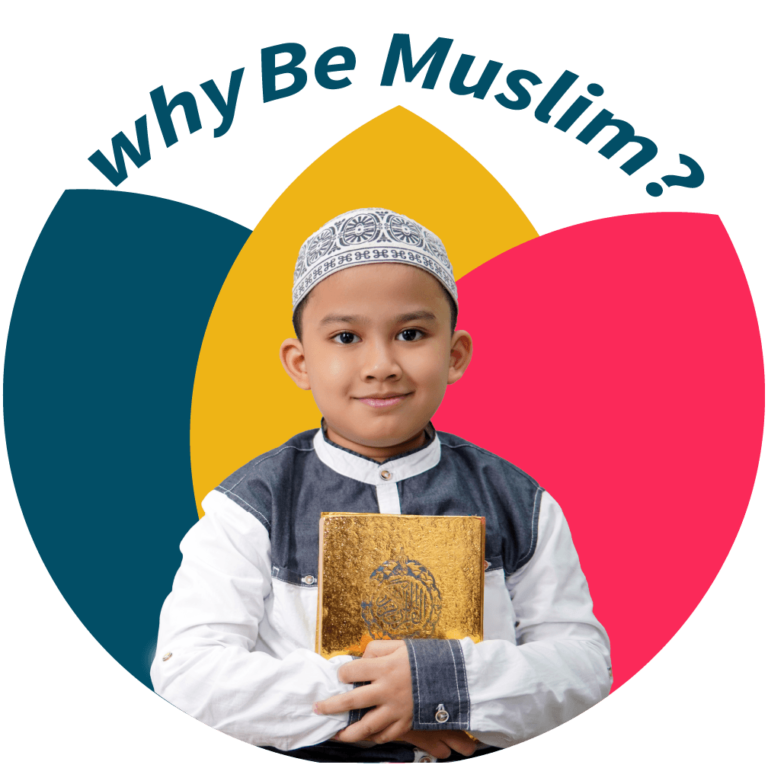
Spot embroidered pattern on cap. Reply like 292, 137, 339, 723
292, 208, 458, 312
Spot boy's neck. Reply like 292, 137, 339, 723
323, 422, 429, 463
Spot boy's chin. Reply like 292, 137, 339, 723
328, 422, 428, 452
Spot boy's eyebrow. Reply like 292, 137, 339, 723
318, 314, 367, 326
318, 310, 438, 326
395, 310, 438, 323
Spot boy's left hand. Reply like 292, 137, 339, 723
314, 640, 413, 743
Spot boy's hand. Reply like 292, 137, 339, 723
329, 729, 477, 759
399, 729, 478, 759
314, 640, 413, 743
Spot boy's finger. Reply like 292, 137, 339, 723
443, 732, 478, 757
337, 658, 382, 684
366, 719, 410, 745
333, 709, 394, 744
401, 733, 451, 760
363, 640, 405, 658
313, 685, 380, 716
313, 691, 355, 716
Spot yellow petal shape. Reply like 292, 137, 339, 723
191, 107, 538, 515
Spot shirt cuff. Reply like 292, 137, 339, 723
405, 639, 470, 730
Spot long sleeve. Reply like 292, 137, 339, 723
405, 491, 611, 747
150, 491, 354, 752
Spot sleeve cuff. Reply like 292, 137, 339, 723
405, 639, 470, 730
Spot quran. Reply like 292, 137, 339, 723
316, 512, 485, 659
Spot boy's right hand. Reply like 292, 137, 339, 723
396, 729, 478, 759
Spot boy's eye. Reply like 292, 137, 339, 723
396, 328, 424, 342
332, 331, 360, 345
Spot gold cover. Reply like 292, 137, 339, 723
316, 513, 485, 659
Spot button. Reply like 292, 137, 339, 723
302, 575, 316, 585
435, 703, 450, 723
413, 750, 437, 763
418, 757, 435, 763
380, 469, 392, 480
162, 652, 172, 662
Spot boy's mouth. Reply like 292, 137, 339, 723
356, 393, 410, 408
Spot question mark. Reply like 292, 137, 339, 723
646, 154, 704, 197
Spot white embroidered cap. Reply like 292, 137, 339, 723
292, 208, 458, 313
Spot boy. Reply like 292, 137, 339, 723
151, 208, 611, 762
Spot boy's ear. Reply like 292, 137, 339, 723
447, 330, 473, 385
279, 338, 311, 391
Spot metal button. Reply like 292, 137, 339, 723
435, 703, 449, 723
380, 469, 392, 480
302, 575, 316, 585
418, 757, 435, 763
162, 652, 172, 662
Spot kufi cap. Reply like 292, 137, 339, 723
292, 208, 458, 313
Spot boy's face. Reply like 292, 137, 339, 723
280, 263, 472, 460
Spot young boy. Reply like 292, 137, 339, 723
151, 208, 611, 763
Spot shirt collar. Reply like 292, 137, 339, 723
313, 420, 441, 486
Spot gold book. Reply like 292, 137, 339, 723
316, 512, 485, 659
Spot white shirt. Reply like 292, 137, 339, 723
151, 428, 611, 752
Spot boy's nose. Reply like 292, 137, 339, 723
360, 341, 402, 381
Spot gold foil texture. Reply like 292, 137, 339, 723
316, 513, 485, 659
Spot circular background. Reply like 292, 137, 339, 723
4, 110, 763, 698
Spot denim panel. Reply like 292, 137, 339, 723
405, 639, 470, 731
215, 429, 319, 533
263, 742, 500, 763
